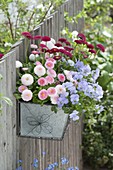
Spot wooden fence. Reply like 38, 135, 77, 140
0, 0, 84, 169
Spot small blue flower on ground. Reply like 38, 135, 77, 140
61, 157, 69, 164
16, 166, 22, 170
75, 166, 79, 170
17, 160, 22, 163
33, 158, 38, 168
45, 163, 55, 170
16, 160, 22, 170
53, 162, 58, 166
42, 151, 46, 155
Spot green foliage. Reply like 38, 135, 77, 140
82, 0, 113, 169
0, 0, 66, 53
83, 97, 113, 169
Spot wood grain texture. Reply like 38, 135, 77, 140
0, 0, 83, 169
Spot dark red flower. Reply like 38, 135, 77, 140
64, 51, 72, 58
33, 35, 42, 40
39, 44, 48, 48
53, 56, 62, 60
74, 39, 86, 44
89, 49, 96, 54
21, 32, 33, 39
41, 36, 51, 42
96, 44, 105, 52
59, 49, 66, 53
58, 38, 67, 43
0, 53, 4, 59
65, 41, 71, 46
50, 48, 59, 53
55, 43, 62, 47
77, 33, 86, 41
87, 43, 94, 49
64, 46, 74, 51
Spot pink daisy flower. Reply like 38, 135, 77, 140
47, 69, 56, 78
30, 44, 38, 49
47, 87, 57, 97
45, 61, 54, 69
38, 89, 48, 100
45, 76, 54, 84
46, 58, 56, 64
38, 77, 47, 86
18, 85, 28, 93
35, 61, 42, 66
58, 73, 66, 82
21, 89, 33, 101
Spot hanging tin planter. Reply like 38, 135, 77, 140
18, 101, 69, 140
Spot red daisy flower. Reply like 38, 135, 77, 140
96, 44, 105, 52
41, 36, 51, 42
53, 56, 62, 60
64, 51, 72, 58
59, 49, 66, 53
65, 41, 71, 46
50, 48, 59, 53
39, 44, 48, 48
58, 38, 67, 43
74, 40, 86, 44
77, 33, 86, 41
33, 35, 42, 40
87, 43, 94, 49
64, 46, 74, 52
21, 32, 33, 39
55, 43, 62, 47
89, 49, 96, 54
0, 53, 4, 59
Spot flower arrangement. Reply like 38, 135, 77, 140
14, 30, 105, 121
16, 156, 79, 170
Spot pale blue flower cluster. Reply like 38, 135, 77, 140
57, 92, 69, 108
57, 60, 104, 121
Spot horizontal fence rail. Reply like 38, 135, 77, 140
0, 0, 84, 169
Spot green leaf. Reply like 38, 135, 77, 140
51, 105, 58, 113
1, 96, 12, 106
107, 82, 113, 92
13, 93, 21, 100
98, 70, 111, 90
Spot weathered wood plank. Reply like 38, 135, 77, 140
0, 60, 7, 170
